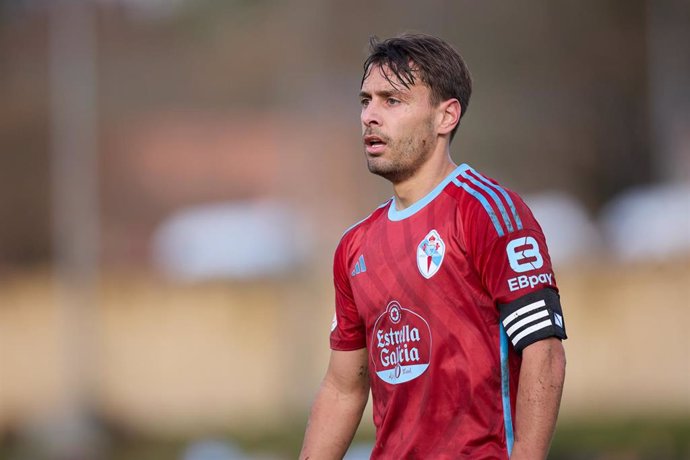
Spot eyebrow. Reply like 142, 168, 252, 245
358, 89, 407, 99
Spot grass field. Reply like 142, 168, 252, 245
2, 417, 688, 459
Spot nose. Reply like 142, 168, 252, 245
361, 102, 381, 127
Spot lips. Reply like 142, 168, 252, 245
364, 133, 388, 154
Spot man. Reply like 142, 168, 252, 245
300, 33, 567, 459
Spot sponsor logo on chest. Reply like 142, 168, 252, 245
370, 301, 432, 385
417, 229, 446, 279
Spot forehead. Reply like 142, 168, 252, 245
361, 64, 422, 94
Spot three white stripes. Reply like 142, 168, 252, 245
502, 299, 552, 347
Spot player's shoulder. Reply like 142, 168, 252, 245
338, 198, 392, 247
447, 163, 530, 239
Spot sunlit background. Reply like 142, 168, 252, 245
0, 1, 688, 459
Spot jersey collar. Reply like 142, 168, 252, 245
388, 163, 468, 221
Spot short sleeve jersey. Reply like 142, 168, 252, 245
330, 164, 567, 459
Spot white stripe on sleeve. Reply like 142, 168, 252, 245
511, 319, 553, 347
502, 299, 546, 328
505, 309, 550, 337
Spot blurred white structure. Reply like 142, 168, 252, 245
524, 191, 601, 267
153, 200, 307, 281
600, 183, 690, 262
97, 0, 190, 20
182, 439, 249, 460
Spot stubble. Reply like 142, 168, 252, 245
366, 116, 436, 184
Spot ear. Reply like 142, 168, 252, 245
436, 99, 461, 136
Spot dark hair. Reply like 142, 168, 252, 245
362, 33, 472, 141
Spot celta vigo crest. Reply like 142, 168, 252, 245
417, 229, 445, 279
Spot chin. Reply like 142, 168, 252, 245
366, 157, 389, 175
367, 160, 412, 184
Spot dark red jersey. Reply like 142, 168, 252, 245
330, 164, 567, 459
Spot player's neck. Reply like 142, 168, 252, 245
392, 153, 457, 211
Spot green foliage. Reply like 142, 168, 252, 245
550, 418, 690, 460
1, 417, 688, 459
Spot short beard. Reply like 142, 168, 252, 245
366, 121, 435, 184
367, 148, 429, 183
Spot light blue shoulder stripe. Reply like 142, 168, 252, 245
500, 324, 515, 456
387, 164, 466, 221
341, 199, 391, 237
467, 166, 523, 231
459, 166, 515, 233
451, 177, 505, 237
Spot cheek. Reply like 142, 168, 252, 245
406, 114, 435, 140
389, 109, 435, 145
398, 112, 426, 135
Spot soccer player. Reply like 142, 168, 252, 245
300, 33, 567, 459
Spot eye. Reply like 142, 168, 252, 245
360, 98, 370, 108
386, 98, 400, 106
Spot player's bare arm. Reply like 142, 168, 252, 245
511, 338, 566, 460
299, 348, 370, 460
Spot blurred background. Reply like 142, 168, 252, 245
0, 0, 688, 459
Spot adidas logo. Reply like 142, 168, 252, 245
351, 255, 367, 276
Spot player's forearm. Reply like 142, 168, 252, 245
511, 338, 566, 460
300, 379, 369, 460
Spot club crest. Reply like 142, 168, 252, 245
417, 230, 445, 279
